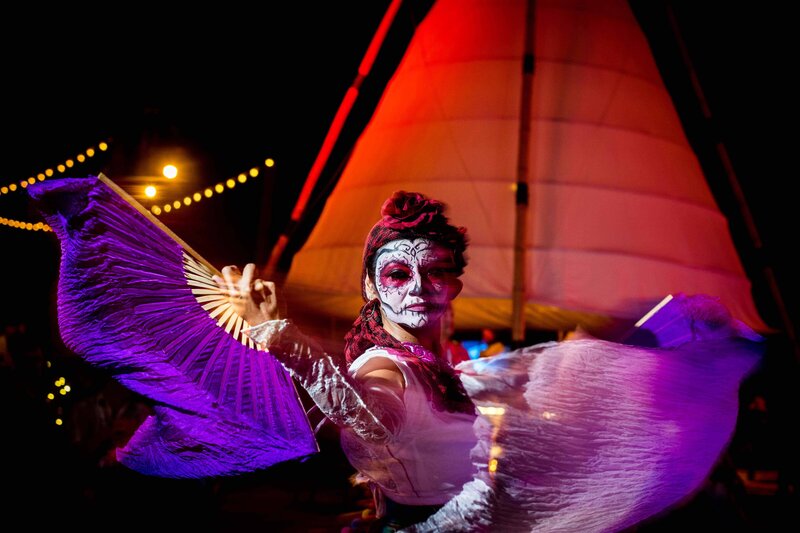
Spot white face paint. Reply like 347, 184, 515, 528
372, 238, 460, 330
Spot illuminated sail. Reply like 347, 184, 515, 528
286, 0, 766, 334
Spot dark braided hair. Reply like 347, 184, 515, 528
343, 299, 405, 362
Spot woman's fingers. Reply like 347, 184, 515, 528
220, 265, 239, 293
254, 279, 280, 320
240, 263, 257, 295
214, 264, 281, 321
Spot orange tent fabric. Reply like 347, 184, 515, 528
285, 0, 766, 334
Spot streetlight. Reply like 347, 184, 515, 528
163, 165, 178, 179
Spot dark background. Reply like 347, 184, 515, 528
1, 1, 797, 530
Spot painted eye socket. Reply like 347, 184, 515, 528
424, 266, 455, 280
387, 269, 410, 280
425, 269, 444, 280
379, 263, 412, 285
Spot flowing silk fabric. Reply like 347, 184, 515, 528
405, 294, 763, 532
28, 176, 317, 478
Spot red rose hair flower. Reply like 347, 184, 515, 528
380, 191, 445, 229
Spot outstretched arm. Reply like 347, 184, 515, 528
215, 264, 406, 443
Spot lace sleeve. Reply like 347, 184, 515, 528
244, 320, 406, 443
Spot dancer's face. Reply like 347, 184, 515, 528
370, 238, 462, 330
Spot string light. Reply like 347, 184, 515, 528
0, 217, 51, 231
148, 163, 272, 216
0, 139, 110, 196
2, 154, 276, 230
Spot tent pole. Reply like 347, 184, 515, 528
264, 0, 405, 277
511, 0, 536, 343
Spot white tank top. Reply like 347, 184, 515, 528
340, 346, 478, 505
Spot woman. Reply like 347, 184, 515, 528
29, 178, 764, 531
217, 191, 479, 529
216, 190, 764, 532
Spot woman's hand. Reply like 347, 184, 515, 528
213, 263, 280, 326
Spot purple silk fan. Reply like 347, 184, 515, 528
28, 175, 318, 478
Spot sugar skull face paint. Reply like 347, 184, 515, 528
372, 238, 461, 329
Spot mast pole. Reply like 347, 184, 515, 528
511, 0, 536, 343
264, 0, 404, 277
